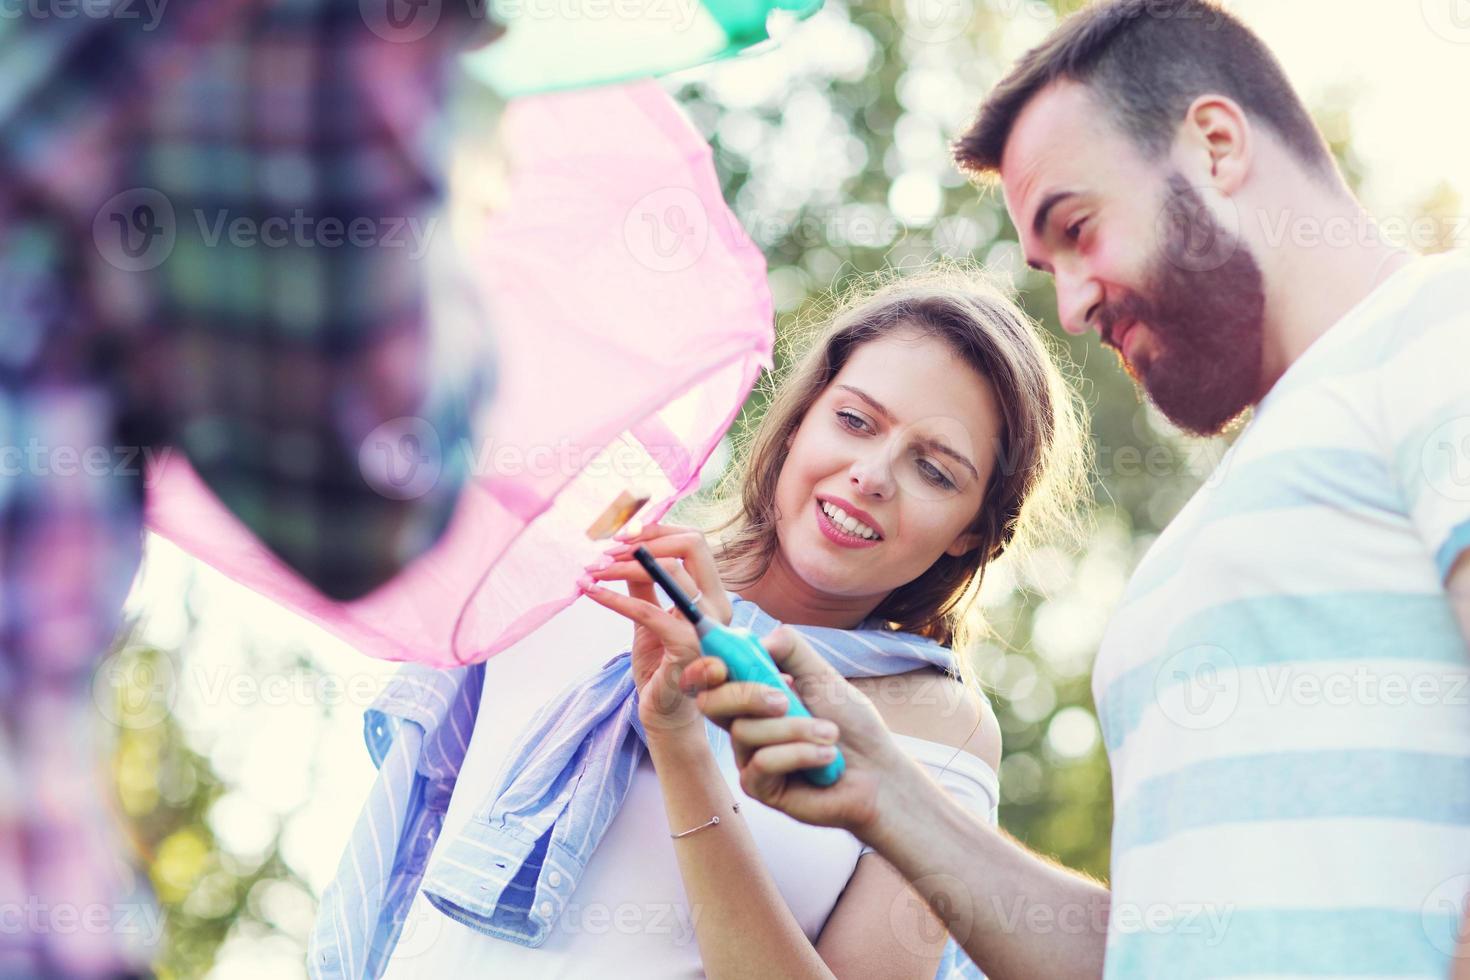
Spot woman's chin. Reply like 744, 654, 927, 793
784, 552, 866, 597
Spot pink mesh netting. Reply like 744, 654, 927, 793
144, 81, 773, 666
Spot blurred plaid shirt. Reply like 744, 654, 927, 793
0, 2, 498, 975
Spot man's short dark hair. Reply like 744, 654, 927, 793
953, 0, 1336, 182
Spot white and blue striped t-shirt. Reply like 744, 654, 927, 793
1093, 249, 1470, 978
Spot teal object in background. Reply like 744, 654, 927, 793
461, 0, 824, 97
632, 547, 846, 786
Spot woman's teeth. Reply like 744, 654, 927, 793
820, 501, 879, 540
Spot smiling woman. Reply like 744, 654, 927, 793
572, 261, 1095, 979
693, 262, 1093, 664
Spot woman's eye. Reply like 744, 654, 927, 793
1065, 217, 1087, 242
836, 410, 870, 433
917, 458, 956, 491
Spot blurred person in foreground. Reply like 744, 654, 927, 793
0, 4, 499, 976
687, 1, 1470, 976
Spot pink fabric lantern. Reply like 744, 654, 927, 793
145, 82, 773, 666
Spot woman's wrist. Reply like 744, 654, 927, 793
643, 714, 714, 760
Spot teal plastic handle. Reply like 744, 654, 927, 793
701, 623, 845, 786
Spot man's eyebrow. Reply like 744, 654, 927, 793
833, 384, 981, 482
1030, 189, 1076, 239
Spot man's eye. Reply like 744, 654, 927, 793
1064, 217, 1087, 242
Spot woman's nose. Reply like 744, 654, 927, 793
849, 448, 895, 499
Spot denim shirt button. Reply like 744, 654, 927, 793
548, 871, 562, 887
538, 901, 554, 918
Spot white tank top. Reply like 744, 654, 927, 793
381, 595, 999, 978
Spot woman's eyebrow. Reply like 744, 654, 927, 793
836, 384, 897, 424
914, 435, 980, 483
834, 384, 980, 482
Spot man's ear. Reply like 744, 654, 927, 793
1175, 95, 1251, 195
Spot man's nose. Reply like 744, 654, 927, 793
1055, 267, 1102, 336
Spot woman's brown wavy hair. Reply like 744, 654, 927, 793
681, 263, 1092, 666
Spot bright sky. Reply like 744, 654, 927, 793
1227, 0, 1469, 215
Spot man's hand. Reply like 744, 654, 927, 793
683, 625, 914, 838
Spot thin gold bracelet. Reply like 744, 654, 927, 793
671, 801, 741, 839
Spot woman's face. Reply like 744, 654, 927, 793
772, 326, 1004, 601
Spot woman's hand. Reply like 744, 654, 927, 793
683, 626, 910, 840
581, 522, 734, 738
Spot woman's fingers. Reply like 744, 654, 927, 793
627, 576, 657, 606
590, 557, 701, 608
603, 524, 732, 625
612, 519, 700, 545
583, 583, 690, 652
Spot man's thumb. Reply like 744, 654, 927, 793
762, 626, 833, 679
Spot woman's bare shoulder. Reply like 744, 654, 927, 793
848, 668, 1001, 770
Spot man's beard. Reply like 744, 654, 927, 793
1097, 173, 1267, 436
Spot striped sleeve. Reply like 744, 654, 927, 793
1379, 277, 1470, 582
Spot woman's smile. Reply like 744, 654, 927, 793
813, 498, 883, 549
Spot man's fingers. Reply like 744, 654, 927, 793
680, 657, 727, 694
747, 742, 839, 778
760, 626, 840, 681
682, 661, 789, 697
696, 681, 789, 727
730, 715, 839, 749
